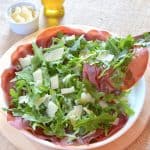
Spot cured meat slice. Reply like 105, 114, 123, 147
83, 48, 149, 92
36, 26, 85, 48
85, 29, 111, 41
122, 47, 149, 90
11, 44, 33, 66
83, 64, 115, 93
80, 114, 127, 144
1, 67, 16, 103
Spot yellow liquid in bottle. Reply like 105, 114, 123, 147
42, 0, 64, 18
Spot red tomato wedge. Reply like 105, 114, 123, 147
36, 26, 85, 48
11, 44, 33, 66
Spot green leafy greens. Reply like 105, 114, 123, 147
7, 33, 135, 143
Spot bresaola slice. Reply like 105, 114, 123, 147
107, 114, 128, 137
36, 26, 85, 48
7, 113, 29, 129
1, 67, 16, 104
83, 48, 149, 93
80, 114, 127, 144
122, 47, 149, 90
26, 126, 61, 144
85, 29, 111, 41
83, 64, 115, 93
11, 44, 33, 66
82, 64, 100, 89
2, 44, 33, 104
7, 113, 61, 144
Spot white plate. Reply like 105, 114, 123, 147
0, 25, 146, 150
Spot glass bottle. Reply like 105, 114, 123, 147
41, 0, 64, 26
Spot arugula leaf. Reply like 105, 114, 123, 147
12, 105, 51, 123
105, 35, 134, 56
74, 113, 116, 135
119, 35, 135, 50
10, 89, 19, 106
15, 67, 33, 82
31, 43, 45, 70
135, 32, 150, 47
44, 41, 65, 52
70, 35, 85, 53
143, 32, 150, 42
118, 100, 134, 116
83, 80, 104, 100
105, 37, 119, 55
41, 66, 50, 87
8, 33, 136, 142
10, 88, 18, 100
49, 111, 66, 137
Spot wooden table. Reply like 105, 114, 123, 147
0, 0, 150, 150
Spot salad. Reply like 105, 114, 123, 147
1, 26, 149, 145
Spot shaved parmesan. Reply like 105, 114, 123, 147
44, 48, 64, 62
19, 55, 33, 68
97, 50, 114, 63
80, 92, 95, 104
35, 94, 51, 109
112, 117, 119, 125
83, 107, 92, 114
47, 101, 58, 118
99, 101, 108, 108
19, 95, 29, 104
62, 74, 72, 83
61, 86, 75, 94
65, 35, 75, 41
50, 75, 59, 89
67, 105, 82, 121
33, 68, 43, 86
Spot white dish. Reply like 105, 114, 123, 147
0, 25, 146, 150
6, 1, 40, 35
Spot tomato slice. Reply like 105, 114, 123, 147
36, 26, 85, 48
11, 44, 33, 66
